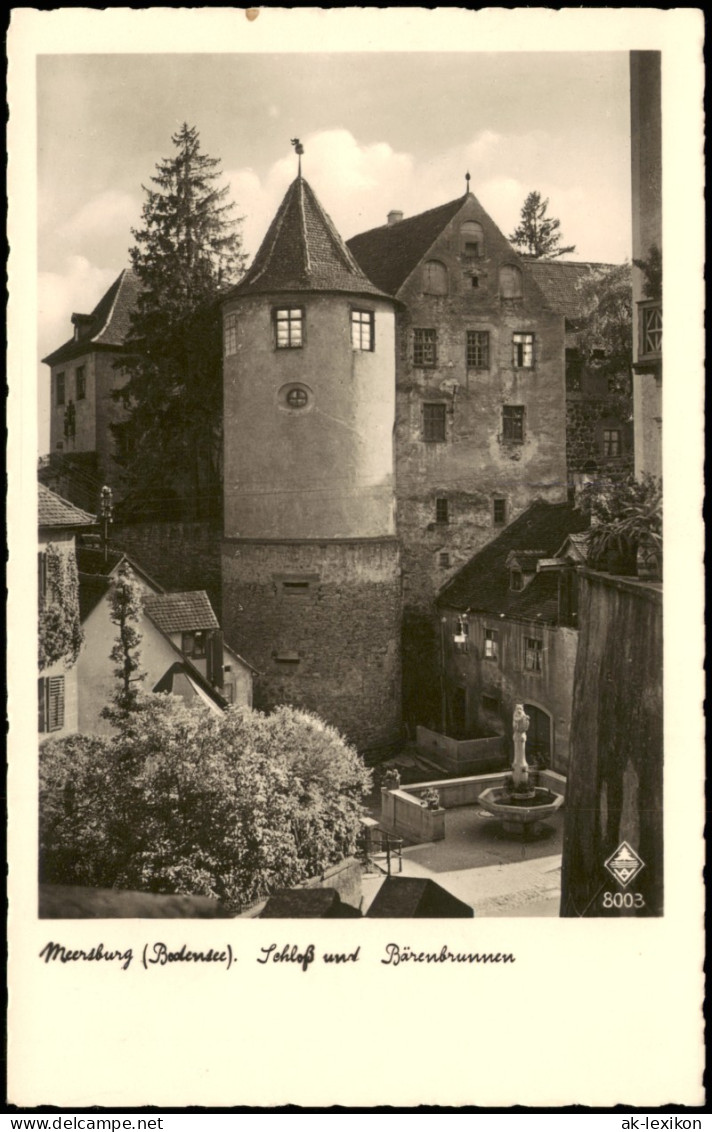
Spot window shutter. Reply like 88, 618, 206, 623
207, 630, 224, 688
38, 678, 47, 733
47, 675, 65, 732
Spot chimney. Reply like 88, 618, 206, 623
387, 210, 404, 227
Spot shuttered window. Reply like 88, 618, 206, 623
39, 676, 65, 733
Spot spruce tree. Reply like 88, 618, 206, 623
116, 124, 247, 521
509, 190, 576, 259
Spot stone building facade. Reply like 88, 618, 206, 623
221, 175, 402, 755
42, 269, 139, 499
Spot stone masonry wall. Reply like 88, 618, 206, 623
222, 538, 402, 756
112, 521, 222, 621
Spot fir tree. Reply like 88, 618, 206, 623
116, 124, 247, 520
509, 190, 576, 259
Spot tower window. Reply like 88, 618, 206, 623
423, 403, 447, 442
275, 307, 304, 349
286, 388, 309, 409
351, 309, 374, 351
414, 328, 437, 367
76, 366, 86, 400
513, 332, 534, 368
435, 498, 449, 523
603, 429, 621, 457
467, 330, 490, 369
56, 372, 66, 407
493, 498, 506, 525
502, 405, 525, 443
224, 311, 238, 356
438, 552, 450, 568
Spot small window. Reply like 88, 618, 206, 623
484, 628, 499, 660
502, 405, 525, 443
482, 694, 500, 714
39, 675, 65, 733
275, 307, 303, 349
282, 580, 311, 595
499, 264, 523, 299
524, 637, 543, 672
513, 332, 534, 368
423, 260, 448, 296
435, 498, 449, 523
460, 221, 484, 258
223, 682, 235, 704
492, 498, 506, 526
413, 328, 437, 367
275, 652, 300, 664
510, 570, 523, 592
351, 309, 374, 351
224, 311, 238, 356
438, 551, 450, 568
603, 429, 621, 457
466, 330, 489, 369
182, 631, 207, 659
423, 403, 447, 443
471, 276, 480, 289
76, 366, 86, 400
56, 372, 66, 407
286, 388, 309, 409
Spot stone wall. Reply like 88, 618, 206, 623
566, 395, 634, 483
560, 570, 663, 916
112, 521, 222, 624
222, 537, 402, 756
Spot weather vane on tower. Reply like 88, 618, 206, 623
291, 138, 304, 176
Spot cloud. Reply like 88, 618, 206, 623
39, 256, 118, 364
58, 189, 140, 248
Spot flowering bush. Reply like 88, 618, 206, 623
39, 696, 372, 911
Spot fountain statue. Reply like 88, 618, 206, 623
476, 704, 564, 837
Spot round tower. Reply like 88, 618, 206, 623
221, 174, 401, 755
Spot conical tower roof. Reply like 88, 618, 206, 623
230, 176, 389, 300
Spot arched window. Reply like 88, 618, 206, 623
499, 264, 523, 299
460, 221, 484, 258
423, 260, 448, 295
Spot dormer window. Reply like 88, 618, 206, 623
275, 307, 303, 349
510, 569, 523, 592
423, 260, 448, 296
460, 221, 484, 258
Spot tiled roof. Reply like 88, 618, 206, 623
42, 269, 140, 366
144, 591, 219, 634
347, 195, 468, 296
230, 177, 389, 300
437, 501, 590, 622
38, 483, 96, 529
521, 259, 625, 322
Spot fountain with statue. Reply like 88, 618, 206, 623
477, 704, 564, 836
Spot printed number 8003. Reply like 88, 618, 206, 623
602, 892, 645, 909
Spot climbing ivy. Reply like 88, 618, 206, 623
38, 543, 83, 671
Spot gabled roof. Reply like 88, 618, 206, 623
346, 195, 468, 296
152, 661, 227, 714
76, 544, 164, 621
144, 591, 220, 634
229, 177, 389, 300
42, 268, 140, 366
520, 259, 625, 322
437, 501, 589, 622
366, 877, 473, 918
38, 483, 96, 530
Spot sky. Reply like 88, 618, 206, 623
37, 50, 632, 451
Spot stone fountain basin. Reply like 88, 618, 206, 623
478, 785, 564, 825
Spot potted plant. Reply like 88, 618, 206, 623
419, 787, 441, 811
579, 473, 662, 579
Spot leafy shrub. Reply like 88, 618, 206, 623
39, 696, 372, 911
